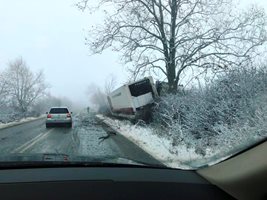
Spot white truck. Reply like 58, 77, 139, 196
107, 77, 159, 121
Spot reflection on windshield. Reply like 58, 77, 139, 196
0, 0, 267, 169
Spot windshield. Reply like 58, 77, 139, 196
0, 0, 267, 170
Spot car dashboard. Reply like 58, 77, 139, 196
0, 166, 234, 200
1, 140, 267, 200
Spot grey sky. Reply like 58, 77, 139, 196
0, 0, 127, 106
0, 0, 266, 106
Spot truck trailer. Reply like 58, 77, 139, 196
107, 77, 158, 121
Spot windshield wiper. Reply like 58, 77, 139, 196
0, 154, 167, 169
0, 160, 167, 170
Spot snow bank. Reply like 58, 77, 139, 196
97, 114, 266, 169
97, 114, 205, 169
0, 115, 46, 130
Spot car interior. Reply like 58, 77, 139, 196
0, 140, 265, 200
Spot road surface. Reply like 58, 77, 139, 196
0, 112, 161, 166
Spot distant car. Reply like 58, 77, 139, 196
46, 107, 72, 128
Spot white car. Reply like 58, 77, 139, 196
46, 107, 72, 128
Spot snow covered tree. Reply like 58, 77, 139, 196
104, 74, 117, 95
0, 71, 9, 107
3, 58, 48, 116
78, 0, 267, 93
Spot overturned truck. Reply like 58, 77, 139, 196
107, 77, 158, 121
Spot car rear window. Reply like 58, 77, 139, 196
49, 108, 69, 114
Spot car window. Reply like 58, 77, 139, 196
49, 108, 69, 114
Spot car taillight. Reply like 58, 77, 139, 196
67, 113, 71, 118
47, 114, 52, 118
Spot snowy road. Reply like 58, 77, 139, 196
0, 112, 162, 165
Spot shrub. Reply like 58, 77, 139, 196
152, 66, 267, 154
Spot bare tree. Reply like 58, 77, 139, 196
4, 58, 48, 115
104, 74, 117, 95
86, 74, 117, 113
78, 0, 267, 92
0, 71, 9, 107
86, 83, 109, 113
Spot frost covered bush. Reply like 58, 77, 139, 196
152, 67, 267, 155
0, 104, 25, 123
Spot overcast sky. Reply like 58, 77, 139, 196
0, 0, 266, 106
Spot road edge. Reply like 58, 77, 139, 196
95, 114, 164, 166
0, 115, 46, 131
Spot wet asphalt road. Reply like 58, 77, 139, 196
0, 113, 161, 166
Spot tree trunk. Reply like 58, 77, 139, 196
167, 62, 177, 93
168, 0, 178, 94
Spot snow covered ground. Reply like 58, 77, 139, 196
96, 114, 266, 169
96, 114, 206, 169
0, 115, 46, 130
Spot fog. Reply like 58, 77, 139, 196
0, 0, 266, 107
0, 0, 128, 108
